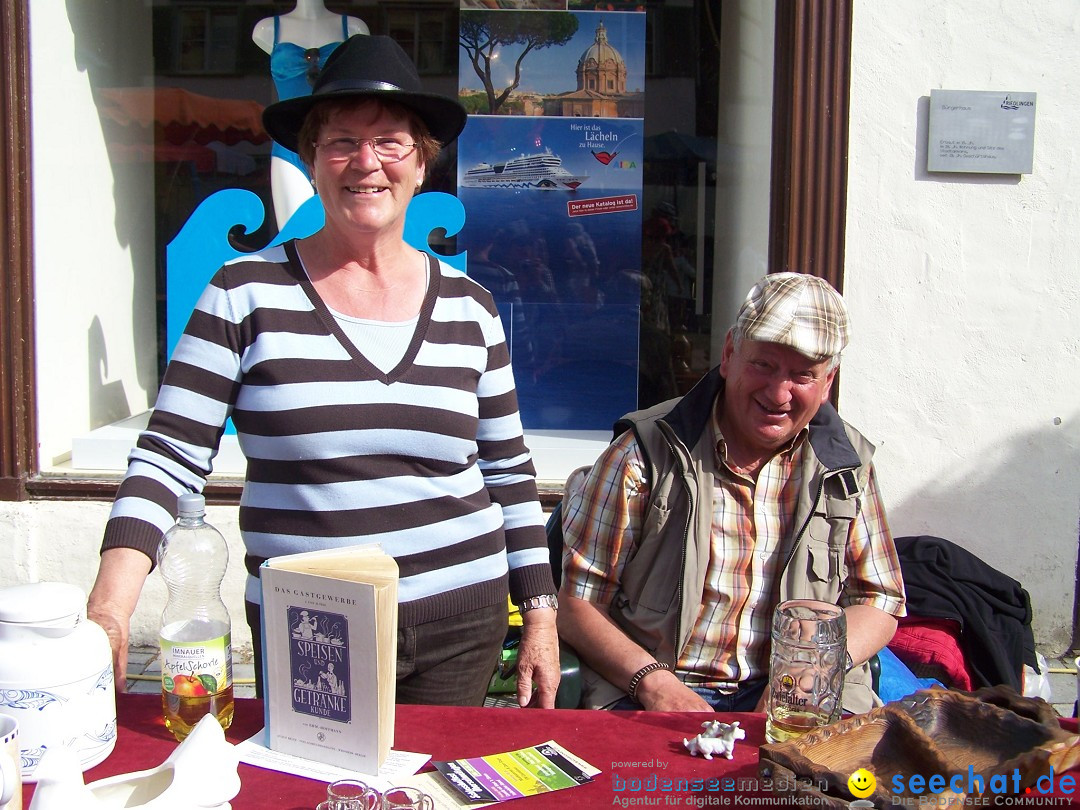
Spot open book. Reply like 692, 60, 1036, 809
260, 544, 398, 775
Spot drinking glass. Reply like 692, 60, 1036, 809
381, 786, 434, 810
765, 599, 847, 743
316, 779, 380, 810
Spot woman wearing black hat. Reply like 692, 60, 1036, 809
88, 35, 560, 708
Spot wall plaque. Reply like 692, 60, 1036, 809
927, 89, 1036, 174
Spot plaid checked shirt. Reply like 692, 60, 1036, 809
562, 412, 906, 691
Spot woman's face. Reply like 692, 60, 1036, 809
311, 100, 424, 240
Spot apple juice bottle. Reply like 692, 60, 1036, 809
158, 492, 234, 741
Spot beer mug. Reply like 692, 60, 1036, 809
316, 779, 380, 810
765, 599, 847, 743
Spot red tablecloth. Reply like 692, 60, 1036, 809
21, 695, 1080, 809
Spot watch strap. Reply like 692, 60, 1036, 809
518, 594, 558, 612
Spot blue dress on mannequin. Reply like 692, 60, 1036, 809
268, 14, 349, 175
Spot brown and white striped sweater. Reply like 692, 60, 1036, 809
102, 241, 554, 627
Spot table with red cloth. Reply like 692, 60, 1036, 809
22, 695, 1080, 809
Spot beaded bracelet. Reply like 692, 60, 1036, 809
627, 661, 671, 702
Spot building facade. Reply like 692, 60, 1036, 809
1, 0, 1077, 658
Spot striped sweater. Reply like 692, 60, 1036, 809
102, 241, 555, 627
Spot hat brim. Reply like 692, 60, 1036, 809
262, 89, 467, 155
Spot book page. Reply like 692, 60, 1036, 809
268, 543, 398, 585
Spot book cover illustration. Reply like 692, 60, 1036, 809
287, 606, 351, 724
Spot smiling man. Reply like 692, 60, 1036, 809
558, 272, 906, 713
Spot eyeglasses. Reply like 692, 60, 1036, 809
313, 137, 419, 163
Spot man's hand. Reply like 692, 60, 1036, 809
633, 667, 713, 712
515, 608, 561, 709
558, 593, 715, 711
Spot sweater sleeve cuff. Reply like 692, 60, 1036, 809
508, 563, 557, 605
100, 516, 165, 569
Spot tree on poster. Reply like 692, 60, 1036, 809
459, 11, 578, 114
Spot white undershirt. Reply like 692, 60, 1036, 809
301, 253, 429, 374
328, 309, 418, 373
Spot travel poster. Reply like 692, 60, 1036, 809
457, 9, 645, 431
456, 115, 644, 430
459, 10, 645, 119
434, 740, 599, 802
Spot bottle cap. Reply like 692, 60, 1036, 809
177, 493, 206, 517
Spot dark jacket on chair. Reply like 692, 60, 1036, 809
894, 535, 1036, 692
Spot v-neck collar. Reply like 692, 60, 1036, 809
284, 240, 440, 385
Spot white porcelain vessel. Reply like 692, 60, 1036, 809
0, 582, 117, 781
29, 713, 240, 810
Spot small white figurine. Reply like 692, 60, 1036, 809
683, 721, 745, 760
698, 719, 725, 738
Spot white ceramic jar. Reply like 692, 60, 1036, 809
0, 582, 116, 782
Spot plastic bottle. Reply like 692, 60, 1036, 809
158, 493, 234, 741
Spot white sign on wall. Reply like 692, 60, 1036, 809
927, 89, 1036, 174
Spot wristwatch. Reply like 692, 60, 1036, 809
518, 594, 559, 613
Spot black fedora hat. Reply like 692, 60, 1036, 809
262, 35, 467, 153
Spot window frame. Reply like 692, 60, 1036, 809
170, 5, 242, 77
0, 0, 853, 505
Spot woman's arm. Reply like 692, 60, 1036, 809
87, 547, 154, 690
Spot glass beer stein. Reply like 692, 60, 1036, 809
765, 599, 847, 743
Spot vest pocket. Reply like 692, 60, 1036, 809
805, 494, 858, 587
806, 536, 845, 590
620, 499, 679, 613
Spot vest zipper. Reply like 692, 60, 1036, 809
658, 423, 694, 662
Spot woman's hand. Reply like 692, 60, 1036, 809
515, 608, 561, 709
86, 548, 153, 691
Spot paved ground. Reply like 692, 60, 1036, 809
124, 646, 1079, 715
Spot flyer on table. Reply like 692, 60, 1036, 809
434, 740, 600, 803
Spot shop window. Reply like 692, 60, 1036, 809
3, 0, 853, 500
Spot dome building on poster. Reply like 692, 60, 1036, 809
544, 21, 644, 118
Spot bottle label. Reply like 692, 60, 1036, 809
161, 632, 232, 696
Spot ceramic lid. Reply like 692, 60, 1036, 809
0, 581, 85, 625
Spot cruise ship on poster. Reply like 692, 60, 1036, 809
461, 148, 588, 191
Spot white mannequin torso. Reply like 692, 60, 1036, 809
252, 0, 367, 54
253, 0, 369, 230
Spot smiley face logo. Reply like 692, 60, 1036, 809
848, 768, 876, 798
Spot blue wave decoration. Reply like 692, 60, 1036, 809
93, 665, 115, 692
166, 191, 468, 360
22, 745, 46, 770
0, 688, 66, 712
85, 718, 118, 744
